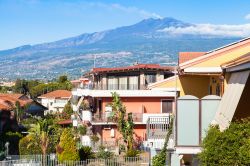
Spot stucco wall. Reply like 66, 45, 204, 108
94, 125, 147, 142
101, 97, 174, 113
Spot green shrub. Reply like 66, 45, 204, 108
0, 146, 5, 161
57, 128, 79, 162
78, 125, 87, 135
90, 135, 99, 144
19, 135, 42, 155
78, 146, 95, 161
125, 149, 140, 157
198, 119, 250, 166
96, 146, 114, 159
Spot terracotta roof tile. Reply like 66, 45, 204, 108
179, 52, 206, 64
0, 93, 32, 111
39, 90, 71, 98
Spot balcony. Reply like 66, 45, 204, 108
92, 112, 143, 124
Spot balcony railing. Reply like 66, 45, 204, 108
77, 84, 147, 90
92, 112, 143, 123
146, 116, 170, 139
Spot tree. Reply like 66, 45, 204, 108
28, 119, 50, 160
61, 101, 73, 120
57, 128, 80, 162
58, 75, 68, 83
198, 118, 250, 166
111, 92, 135, 152
13, 101, 24, 124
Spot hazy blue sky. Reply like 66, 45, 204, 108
1, 0, 250, 50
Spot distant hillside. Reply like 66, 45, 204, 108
0, 17, 240, 80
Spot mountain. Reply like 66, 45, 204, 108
0, 17, 240, 80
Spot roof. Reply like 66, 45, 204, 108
0, 103, 12, 111
179, 52, 206, 64
221, 52, 250, 69
87, 64, 174, 74
0, 93, 32, 111
71, 78, 89, 83
38, 90, 72, 99
58, 119, 72, 125
0, 93, 24, 100
179, 37, 250, 69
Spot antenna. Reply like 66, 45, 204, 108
93, 54, 96, 68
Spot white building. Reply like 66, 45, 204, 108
37, 90, 71, 114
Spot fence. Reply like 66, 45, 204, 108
0, 155, 150, 166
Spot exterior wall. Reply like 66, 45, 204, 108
101, 97, 174, 113
192, 43, 250, 68
94, 125, 146, 143
156, 71, 164, 82
151, 76, 210, 98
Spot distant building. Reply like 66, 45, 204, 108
0, 93, 46, 134
0, 81, 15, 87
37, 90, 72, 114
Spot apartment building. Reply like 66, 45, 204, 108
71, 63, 176, 151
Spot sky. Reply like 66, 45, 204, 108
0, 0, 250, 50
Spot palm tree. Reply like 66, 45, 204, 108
29, 119, 50, 164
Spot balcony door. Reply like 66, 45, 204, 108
108, 76, 118, 90
119, 77, 128, 90
128, 76, 139, 90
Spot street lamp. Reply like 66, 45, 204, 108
5, 142, 9, 157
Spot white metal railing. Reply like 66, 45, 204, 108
1, 155, 150, 166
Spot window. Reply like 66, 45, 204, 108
107, 76, 118, 90
145, 74, 156, 84
162, 100, 173, 113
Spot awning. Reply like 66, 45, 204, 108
213, 70, 250, 130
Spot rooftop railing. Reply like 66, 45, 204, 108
76, 84, 147, 90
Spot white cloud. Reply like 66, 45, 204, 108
245, 13, 250, 20
159, 24, 250, 37
88, 2, 162, 19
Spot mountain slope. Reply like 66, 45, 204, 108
0, 17, 240, 80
